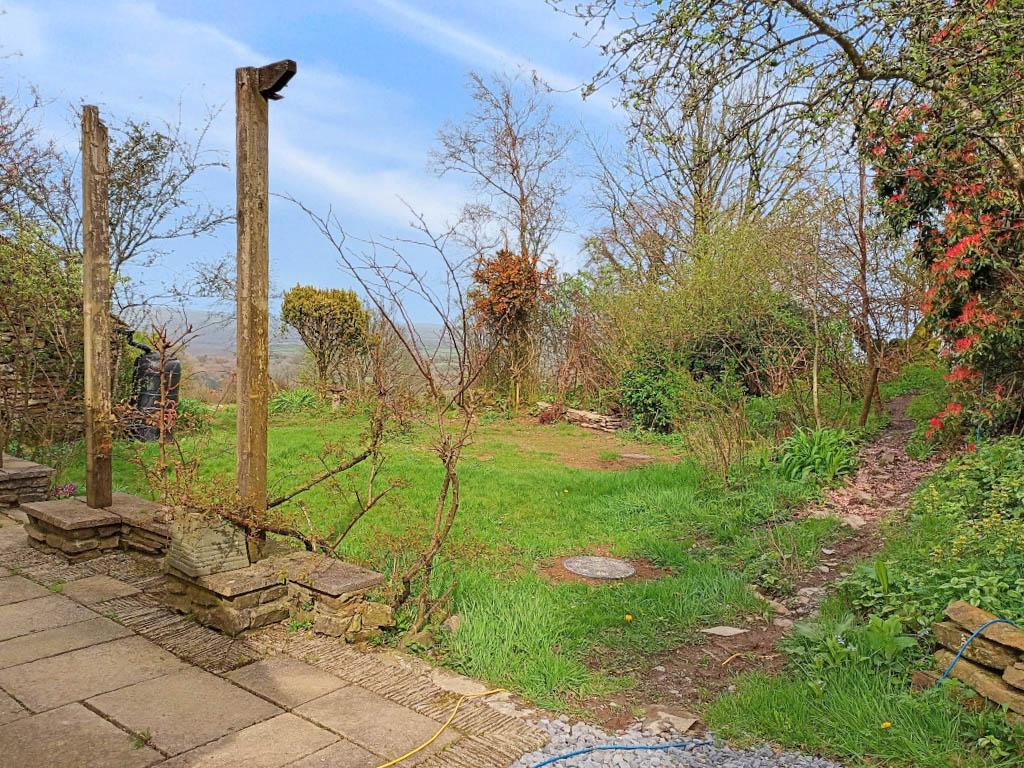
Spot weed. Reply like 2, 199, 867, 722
48, 580, 65, 594
130, 729, 152, 750
778, 428, 858, 483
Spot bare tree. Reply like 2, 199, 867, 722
294, 196, 495, 634
586, 79, 811, 280
18, 106, 230, 310
431, 71, 574, 262
0, 88, 56, 230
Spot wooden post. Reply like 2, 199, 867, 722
235, 61, 296, 520
82, 105, 113, 509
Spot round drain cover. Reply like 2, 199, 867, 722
563, 556, 636, 580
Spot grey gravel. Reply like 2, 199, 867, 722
512, 717, 844, 768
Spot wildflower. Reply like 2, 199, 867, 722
881, 722, 892, 730
624, 614, 633, 622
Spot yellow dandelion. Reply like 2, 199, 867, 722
624, 614, 633, 622
881, 722, 892, 730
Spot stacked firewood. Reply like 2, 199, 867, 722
921, 601, 1024, 717
536, 401, 625, 433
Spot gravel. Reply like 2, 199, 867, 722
511, 716, 845, 768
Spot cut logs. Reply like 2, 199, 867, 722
931, 601, 1024, 715
536, 401, 625, 433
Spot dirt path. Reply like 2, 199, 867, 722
587, 396, 944, 731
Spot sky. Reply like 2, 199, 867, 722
0, 0, 625, 314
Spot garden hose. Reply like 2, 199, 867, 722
525, 738, 715, 768
936, 616, 1018, 686
372, 687, 506, 768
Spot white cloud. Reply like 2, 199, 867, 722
0, 0, 460, 233
355, 0, 618, 116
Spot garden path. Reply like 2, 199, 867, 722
591, 396, 943, 729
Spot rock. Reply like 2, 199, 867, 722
842, 514, 867, 529
773, 618, 794, 629
360, 601, 394, 629
700, 626, 748, 637
821, 548, 836, 555
441, 613, 462, 634
400, 628, 435, 649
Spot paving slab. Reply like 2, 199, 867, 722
0, 635, 184, 711
88, 666, 282, 756
0, 574, 49, 605
224, 656, 346, 708
0, 594, 96, 641
0, 615, 132, 669
0, 702, 162, 767
273, 551, 384, 596
295, 685, 458, 760
159, 713, 337, 768
0, 521, 27, 551
21, 498, 121, 529
0, 688, 25, 725
61, 574, 140, 604
286, 738, 380, 768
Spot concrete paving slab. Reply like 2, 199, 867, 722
0, 635, 184, 711
295, 685, 458, 760
0, 575, 50, 605
224, 656, 346, 708
159, 713, 337, 768
0, 615, 132, 669
61, 574, 140, 604
0, 521, 27, 550
0, 702, 162, 767
87, 666, 281, 756
0, 688, 25, 725
286, 738, 380, 768
0, 594, 96, 641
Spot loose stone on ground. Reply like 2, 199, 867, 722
513, 717, 845, 768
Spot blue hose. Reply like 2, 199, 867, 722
936, 617, 1018, 686
527, 738, 714, 768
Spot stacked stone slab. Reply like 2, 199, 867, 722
277, 551, 393, 641
930, 601, 1024, 717
20, 493, 171, 561
22, 498, 121, 561
163, 559, 291, 636
163, 548, 393, 640
0, 455, 55, 509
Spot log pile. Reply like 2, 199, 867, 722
536, 401, 626, 433
926, 601, 1024, 717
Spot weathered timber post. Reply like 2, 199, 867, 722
235, 60, 296, 534
82, 105, 113, 509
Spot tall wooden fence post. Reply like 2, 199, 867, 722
82, 105, 113, 509
235, 61, 296, 526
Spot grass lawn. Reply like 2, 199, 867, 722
60, 406, 837, 711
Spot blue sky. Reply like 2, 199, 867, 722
0, 1, 623, 310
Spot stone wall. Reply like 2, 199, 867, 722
162, 549, 394, 640
924, 601, 1024, 718
0, 455, 55, 508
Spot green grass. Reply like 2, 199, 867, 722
60, 406, 824, 709
708, 667, 1016, 768
706, 437, 1024, 767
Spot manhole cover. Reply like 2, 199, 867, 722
563, 556, 636, 580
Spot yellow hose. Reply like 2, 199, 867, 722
373, 688, 506, 768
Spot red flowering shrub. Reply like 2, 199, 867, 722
864, 2, 1024, 435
